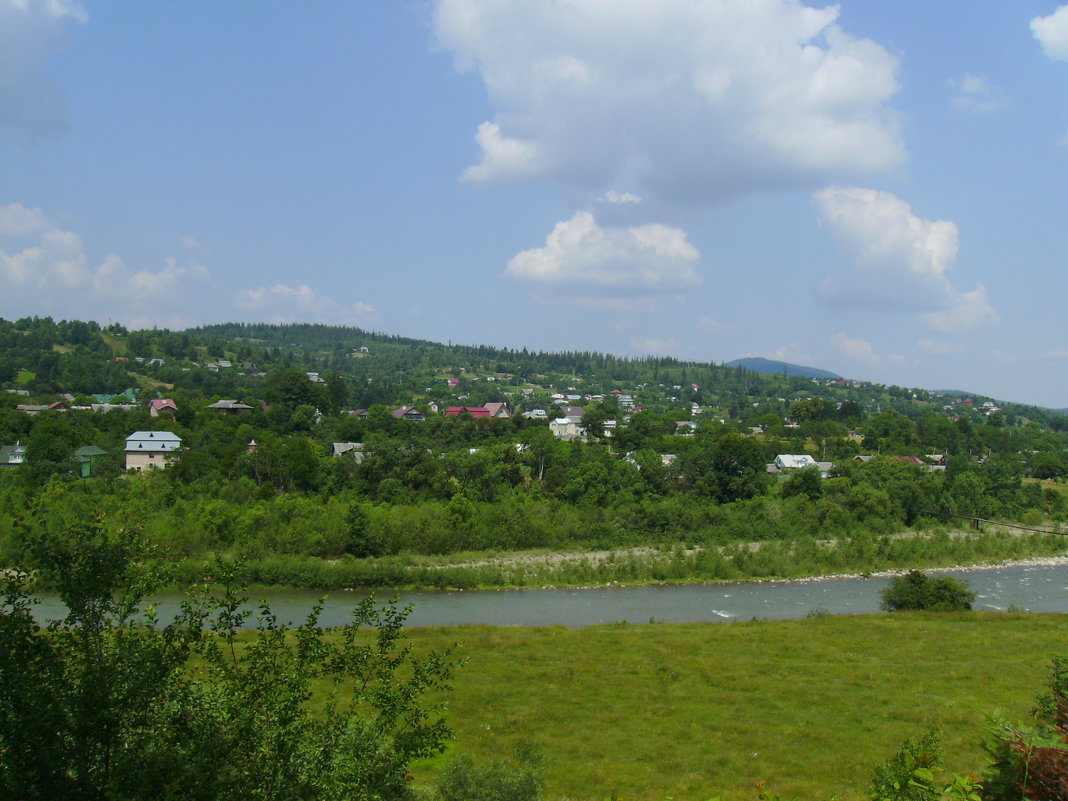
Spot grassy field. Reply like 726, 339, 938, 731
398, 612, 1068, 801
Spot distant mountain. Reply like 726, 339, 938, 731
725, 357, 842, 380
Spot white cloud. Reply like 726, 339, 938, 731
830, 332, 877, 363
948, 74, 1006, 114
0, 203, 212, 327
815, 186, 998, 332
0, 202, 385, 329
505, 210, 701, 310
0, 0, 87, 139
234, 283, 380, 326
600, 191, 642, 205
920, 284, 998, 332
435, 0, 903, 203
830, 331, 913, 367
1032, 5, 1068, 61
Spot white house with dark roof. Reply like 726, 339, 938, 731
125, 431, 182, 471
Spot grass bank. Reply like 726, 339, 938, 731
400, 612, 1067, 801
176, 528, 1068, 590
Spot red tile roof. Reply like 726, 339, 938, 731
445, 406, 491, 418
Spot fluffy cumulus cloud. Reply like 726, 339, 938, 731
815, 187, 998, 332
0, 203, 212, 328
0, 0, 87, 138
434, 0, 903, 202
234, 283, 380, 326
830, 331, 877, 363
830, 331, 912, 367
0, 204, 384, 329
948, 74, 1006, 114
1032, 5, 1068, 61
504, 211, 702, 310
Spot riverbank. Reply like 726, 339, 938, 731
166, 525, 1067, 592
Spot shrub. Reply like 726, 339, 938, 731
869, 731, 943, 801
436, 742, 544, 801
880, 570, 975, 612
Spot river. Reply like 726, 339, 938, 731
29, 560, 1068, 628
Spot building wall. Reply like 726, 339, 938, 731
125, 451, 174, 471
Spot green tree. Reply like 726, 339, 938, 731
24, 414, 81, 482
0, 518, 456, 800
781, 466, 823, 501
879, 570, 975, 612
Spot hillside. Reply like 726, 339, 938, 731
724, 356, 842, 380
2, 314, 1068, 594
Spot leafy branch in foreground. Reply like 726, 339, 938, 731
0, 516, 456, 801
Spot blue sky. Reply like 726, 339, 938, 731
2, 1, 1068, 407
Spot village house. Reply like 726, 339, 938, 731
768, 454, 834, 478
91, 403, 136, 413
206, 400, 253, 414
392, 405, 426, 421
773, 454, 818, 471
444, 406, 492, 419
483, 402, 511, 418
0, 442, 26, 467
331, 442, 365, 463
148, 398, 178, 417
550, 408, 586, 440
125, 431, 182, 471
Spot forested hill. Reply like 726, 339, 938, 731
1, 315, 1065, 430
190, 321, 778, 390
724, 357, 842, 380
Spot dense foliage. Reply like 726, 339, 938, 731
879, 571, 976, 612
0, 517, 455, 801
2, 315, 1068, 588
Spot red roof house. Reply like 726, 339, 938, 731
149, 398, 178, 417
445, 406, 492, 419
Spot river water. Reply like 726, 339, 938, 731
29, 561, 1068, 628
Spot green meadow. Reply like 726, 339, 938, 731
398, 612, 1068, 801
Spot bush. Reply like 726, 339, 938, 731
869, 731, 943, 801
436, 742, 544, 801
880, 570, 976, 612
